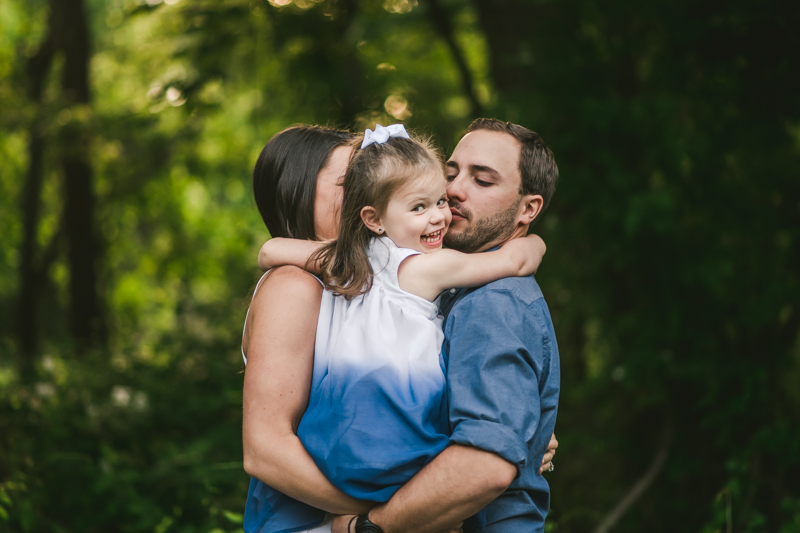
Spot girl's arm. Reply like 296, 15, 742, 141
398, 234, 546, 301
257, 237, 325, 272
242, 266, 371, 516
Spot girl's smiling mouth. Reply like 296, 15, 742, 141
421, 229, 444, 246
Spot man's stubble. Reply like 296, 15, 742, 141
443, 199, 520, 253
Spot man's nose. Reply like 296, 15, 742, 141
446, 174, 467, 203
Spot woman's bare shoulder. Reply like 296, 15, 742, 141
254, 266, 323, 301
243, 266, 323, 353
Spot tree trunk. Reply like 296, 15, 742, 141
471, 0, 557, 124
16, 28, 56, 377
54, 0, 105, 351
472, 0, 538, 95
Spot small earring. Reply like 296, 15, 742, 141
378, 228, 383, 234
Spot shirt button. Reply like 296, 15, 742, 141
450, 288, 457, 294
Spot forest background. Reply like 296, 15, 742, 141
1, 0, 799, 531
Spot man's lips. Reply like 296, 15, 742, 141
449, 207, 467, 220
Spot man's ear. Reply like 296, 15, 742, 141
360, 206, 383, 235
518, 194, 544, 226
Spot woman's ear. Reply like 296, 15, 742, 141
360, 206, 384, 235
518, 194, 544, 226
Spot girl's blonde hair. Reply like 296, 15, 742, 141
310, 131, 444, 299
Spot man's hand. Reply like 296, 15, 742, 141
539, 432, 558, 474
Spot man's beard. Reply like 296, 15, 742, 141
444, 200, 519, 253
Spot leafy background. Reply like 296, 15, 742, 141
1, 0, 798, 532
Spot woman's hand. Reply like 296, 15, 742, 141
331, 514, 463, 533
332, 514, 357, 533
539, 432, 558, 474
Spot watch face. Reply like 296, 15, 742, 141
355, 516, 384, 533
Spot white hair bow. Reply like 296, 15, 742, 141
360, 123, 410, 149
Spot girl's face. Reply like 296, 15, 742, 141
314, 145, 353, 240
378, 170, 452, 253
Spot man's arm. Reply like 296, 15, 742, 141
364, 445, 516, 533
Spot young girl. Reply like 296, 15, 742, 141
250, 125, 545, 533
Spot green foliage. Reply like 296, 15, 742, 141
1, 0, 798, 531
492, 0, 800, 530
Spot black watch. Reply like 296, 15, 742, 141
354, 514, 384, 533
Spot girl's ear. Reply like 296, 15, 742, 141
360, 206, 383, 235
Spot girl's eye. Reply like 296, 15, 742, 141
412, 204, 424, 212
436, 198, 447, 206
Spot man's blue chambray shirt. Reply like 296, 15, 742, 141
439, 274, 560, 533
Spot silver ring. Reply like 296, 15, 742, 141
548, 461, 554, 472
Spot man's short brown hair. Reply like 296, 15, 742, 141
465, 118, 559, 214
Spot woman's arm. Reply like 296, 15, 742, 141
242, 265, 371, 516
257, 238, 326, 272
399, 234, 546, 301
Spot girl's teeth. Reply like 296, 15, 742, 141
422, 231, 441, 243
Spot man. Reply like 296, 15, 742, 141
339, 118, 561, 533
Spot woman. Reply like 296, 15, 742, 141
241, 125, 557, 533
242, 126, 366, 533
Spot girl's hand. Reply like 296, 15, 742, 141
539, 432, 558, 474
503, 234, 546, 277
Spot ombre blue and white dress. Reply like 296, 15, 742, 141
243, 237, 450, 533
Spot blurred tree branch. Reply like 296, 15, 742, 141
423, 0, 483, 118
593, 426, 673, 533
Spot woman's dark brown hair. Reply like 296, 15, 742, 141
253, 125, 355, 240
310, 132, 443, 299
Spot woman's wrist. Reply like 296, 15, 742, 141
354, 513, 385, 533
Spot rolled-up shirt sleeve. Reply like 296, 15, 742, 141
444, 288, 552, 471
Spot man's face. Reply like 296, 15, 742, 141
444, 130, 525, 253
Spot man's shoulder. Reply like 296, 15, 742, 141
459, 275, 544, 308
